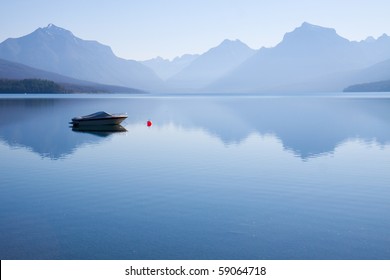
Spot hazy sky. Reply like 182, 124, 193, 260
1, 0, 389, 60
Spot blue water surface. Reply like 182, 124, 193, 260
0, 93, 390, 259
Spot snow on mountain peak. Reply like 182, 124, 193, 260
41, 24, 74, 37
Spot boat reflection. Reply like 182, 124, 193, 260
71, 124, 127, 137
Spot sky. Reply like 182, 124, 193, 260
1, 0, 390, 61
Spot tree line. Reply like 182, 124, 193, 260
0, 79, 65, 93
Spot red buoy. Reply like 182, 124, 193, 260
147, 120, 152, 127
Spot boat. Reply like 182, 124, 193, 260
70, 111, 127, 126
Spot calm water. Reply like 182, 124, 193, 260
1, 94, 390, 260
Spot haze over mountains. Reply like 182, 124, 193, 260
165, 39, 256, 91
1, 22, 390, 93
0, 58, 142, 93
0, 24, 162, 92
141, 54, 199, 80
208, 22, 390, 92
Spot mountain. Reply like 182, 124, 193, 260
344, 79, 390, 92
208, 22, 390, 93
140, 54, 199, 80
0, 58, 143, 93
3, 23, 390, 94
352, 58, 390, 84
0, 24, 163, 91
166, 39, 256, 91
0, 58, 84, 82
344, 58, 390, 92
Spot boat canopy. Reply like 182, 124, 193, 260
72, 111, 113, 121
81, 111, 111, 119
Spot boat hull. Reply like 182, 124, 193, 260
71, 116, 127, 126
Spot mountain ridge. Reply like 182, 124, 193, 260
141, 54, 199, 80
0, 58, 143, 93
166, 39, 256, 91
2, 22, 390, 93
207, 22, 390, 93
0, 24, 163, 92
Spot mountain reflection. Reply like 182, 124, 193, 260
0, 97, 128, 159
0, 95, 389, 159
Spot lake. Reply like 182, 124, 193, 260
0, 93, 390, 260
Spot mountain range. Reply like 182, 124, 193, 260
0, 58, 143, 93
140, 54, 199, 80
1, 23, 390, 93
0, 24, 162, 92
165, 39, 256, 91
207, 22, 390, 92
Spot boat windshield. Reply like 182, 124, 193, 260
82, 111, 111, 118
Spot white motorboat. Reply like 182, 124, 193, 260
70, 111, 127, 126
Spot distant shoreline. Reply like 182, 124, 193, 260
0, 78, 145, 94
2, 91, 390, 99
